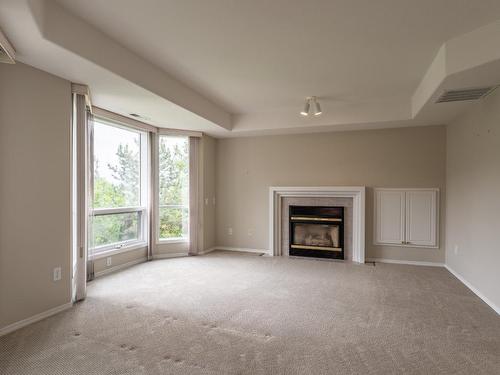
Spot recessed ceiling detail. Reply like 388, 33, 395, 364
2, 1, 500, 136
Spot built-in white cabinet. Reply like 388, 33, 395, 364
374, 188, 438, 248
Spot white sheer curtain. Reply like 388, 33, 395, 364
72, 92, 92, 301
188, 137, 200, 255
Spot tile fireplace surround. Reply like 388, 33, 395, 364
269, 187, 366, 263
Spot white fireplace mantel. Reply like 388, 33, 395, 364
269, 186, 366, 263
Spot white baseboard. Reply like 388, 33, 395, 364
0, 302, 73, 337
198, 247, 217, 255
94, 257, 148, 278
444, 265, 500, 315
366, 257, 444, 267
153, 252, 189, 260
215, 246, 271, 255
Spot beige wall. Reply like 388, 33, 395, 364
215, 126, 446, 262
202, 135, 217, 251
92, 248, 147, 276
446, 90, 500, 310
0, 63, 72, 329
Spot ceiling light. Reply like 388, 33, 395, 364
313, 99, 322, 116
300, 97, 322, 116
300, 100, 310, 116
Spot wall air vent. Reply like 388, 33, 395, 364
436, 86, 497, 103
0, 28, 15, 64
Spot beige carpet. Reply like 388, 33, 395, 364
1, 251, 499, 374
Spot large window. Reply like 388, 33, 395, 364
91, 119, 148, 254
158, 135, 189, 241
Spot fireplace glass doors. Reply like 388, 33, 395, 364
289, 206, 344, 260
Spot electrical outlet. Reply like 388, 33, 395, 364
53, 267, 62, 282
454, 245, 459, 255
228, 227, 233, 236
205, 198, 209, 205
106, 257, 112, 267
248, 229, 253, 236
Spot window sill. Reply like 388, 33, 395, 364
156, 238, 188, 245
89, 242, 148, 260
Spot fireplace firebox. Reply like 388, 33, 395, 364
289, 206, 344, 260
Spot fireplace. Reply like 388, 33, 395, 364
289, 206, 344, 260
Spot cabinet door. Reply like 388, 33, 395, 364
375, 190, 405, 245
405, 191, 437, 247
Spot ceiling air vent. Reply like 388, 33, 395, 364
436, 86, 497, 103
0, 28, 15, 64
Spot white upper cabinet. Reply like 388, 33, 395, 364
374, 188, 439, 248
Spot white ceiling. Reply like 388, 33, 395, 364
56, 0, 500, 113
2, 0, 500, 136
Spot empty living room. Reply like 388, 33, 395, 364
1, 1, 500, 374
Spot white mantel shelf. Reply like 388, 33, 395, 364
269, 186, 366, 263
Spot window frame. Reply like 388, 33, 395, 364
89, 117, 150, 259
155, 133, 190, 244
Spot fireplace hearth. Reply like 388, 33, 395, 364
289, 205, 344, 260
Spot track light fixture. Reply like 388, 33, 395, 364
300, 96, 322, 116
300, 99, 310, 116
